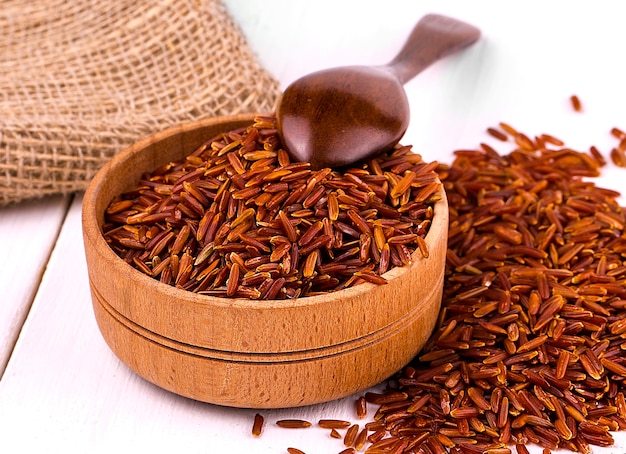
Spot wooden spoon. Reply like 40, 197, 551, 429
276, 14, 481, 169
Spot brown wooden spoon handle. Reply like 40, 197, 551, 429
386, 14, 481, 85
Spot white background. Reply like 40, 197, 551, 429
0, 1, 625, 453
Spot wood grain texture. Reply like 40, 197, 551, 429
82, 114, 448, 407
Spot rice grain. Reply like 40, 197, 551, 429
348, 120, 626, 453
251, 413, 264, 437
276, 419, 312, 429
103, 117, 438, 299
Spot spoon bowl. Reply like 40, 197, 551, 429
277, 14, 481, 169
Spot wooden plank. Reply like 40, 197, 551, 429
0, 195, 70, 374
2, 2, 626, 453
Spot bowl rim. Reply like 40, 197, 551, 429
83, 113, 448, 311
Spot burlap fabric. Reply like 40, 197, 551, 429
0, 0, 281, 206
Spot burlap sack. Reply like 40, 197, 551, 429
0, 0, 281, 206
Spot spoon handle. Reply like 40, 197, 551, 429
386, 14, 481, 85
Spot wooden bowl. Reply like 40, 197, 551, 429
82, 114, 449, 409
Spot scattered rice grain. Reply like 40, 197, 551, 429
276, 419, 312, 429
251, 413, 264, 437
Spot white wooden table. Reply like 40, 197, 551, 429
1, 1, 625, 452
